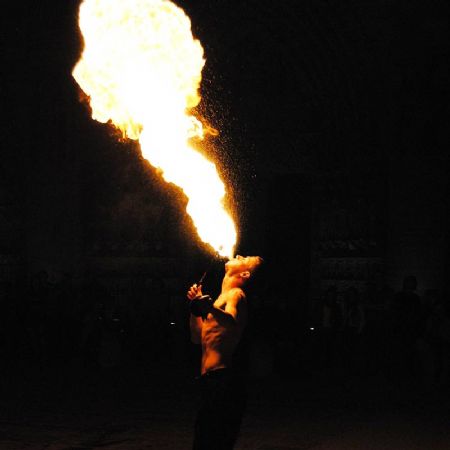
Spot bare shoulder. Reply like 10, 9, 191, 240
214, 288, 245, 311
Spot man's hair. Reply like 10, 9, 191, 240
248, 256, 264, 275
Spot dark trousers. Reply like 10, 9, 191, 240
193, 368, 247, 450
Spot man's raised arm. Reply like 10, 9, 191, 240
187, 283, 203, 344
209, 289, 247, 328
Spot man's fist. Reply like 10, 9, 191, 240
187, 283, 203, 301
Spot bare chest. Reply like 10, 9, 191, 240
202, 298, 226, 324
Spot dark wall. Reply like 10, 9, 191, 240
264, 175, 311, 315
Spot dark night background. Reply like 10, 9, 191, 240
1, 0, 449, 448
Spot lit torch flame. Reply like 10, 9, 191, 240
72, 0, 237, 258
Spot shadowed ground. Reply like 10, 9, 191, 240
1, 360, 449, 450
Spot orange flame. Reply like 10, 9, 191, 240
72, 0, 237, 258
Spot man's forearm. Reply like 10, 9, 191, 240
208, 306, 236, 327
192, 296, 237, 327
191, 295, 236, 328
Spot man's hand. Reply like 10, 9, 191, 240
187, 284, 213, 318
188, 284, 204, 343
187, 283, 203, 301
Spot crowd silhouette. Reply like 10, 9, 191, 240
0, 270, 449, 391
0, 270, 190, 371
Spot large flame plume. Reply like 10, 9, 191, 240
72, 0, 237, 258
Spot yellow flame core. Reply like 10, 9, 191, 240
72, 0, 237, 258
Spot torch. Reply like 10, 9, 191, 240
197, 270, 207, 286
189, 253, 222, 318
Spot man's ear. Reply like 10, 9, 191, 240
240, 270, 251, 279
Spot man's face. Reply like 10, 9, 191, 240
226, 254, 247, 268
225, 255, 259, 276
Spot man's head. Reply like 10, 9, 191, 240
224, 255, 264, 287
